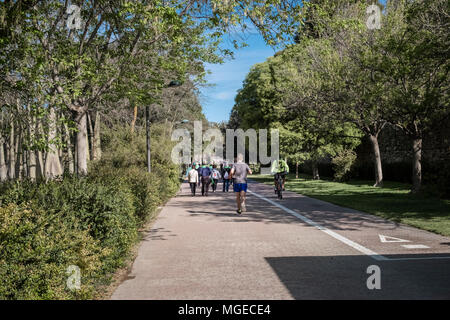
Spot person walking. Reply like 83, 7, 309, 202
195, 163, 201, 188
185, 164, 193, 180
230, 154, 252, 214
200, 164, 212, 196
222, 163, 231, 192
188, 165, 199, 196
211, 165, 221, 192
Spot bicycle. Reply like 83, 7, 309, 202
274, 173, 284, 200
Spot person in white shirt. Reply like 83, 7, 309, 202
211, 165, 222, 192
188, 165, 199, 196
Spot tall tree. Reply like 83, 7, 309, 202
381, 0, 449, 193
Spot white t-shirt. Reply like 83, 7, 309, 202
188, 169, 199, 183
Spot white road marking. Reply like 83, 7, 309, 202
388, 256, 450, 261
379, 235, 410, 243
248, 190, 388, 261
249, 188, 450, 262
402, 244, 430, 249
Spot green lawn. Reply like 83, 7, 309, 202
251, 174, 450, 237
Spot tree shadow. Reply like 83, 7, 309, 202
142, 227, 177, 241
265, 253, 450, 299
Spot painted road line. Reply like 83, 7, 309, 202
402, 244, 430, 249
248, 190, 388, 262
379, 235, 410, 243
249, 190, 450, 262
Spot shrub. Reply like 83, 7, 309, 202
0, 177, 138, 274
332, 150, 357, 182
0, 203, 109, 299
0, 124, 180, 299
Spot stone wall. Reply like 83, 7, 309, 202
298, 119, 450, 193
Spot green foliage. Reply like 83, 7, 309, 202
232, 41, 363, 169
0, 202, 108, 299
231, 0, 449, 193
0, 124, 180, 300
332, 149, 357, 182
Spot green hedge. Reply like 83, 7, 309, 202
0, 125, 180, 299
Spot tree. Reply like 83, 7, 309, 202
1, 0, 304, 178
380, 0, 449, 193
307, 0, 389, 187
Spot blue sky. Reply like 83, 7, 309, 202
199, 0, 387, 123
200, 32, 277, 123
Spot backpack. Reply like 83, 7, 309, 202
224, 171, 229, 179
212, 170, 220, 179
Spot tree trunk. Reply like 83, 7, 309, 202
76, 112, 88, 175
369, 134, 383, 187
131, 106, 137, 134
8, 122, 15, 180
64, 123, 75, 174
17, 130, 23, 180
86, 112, 93, 162
28, 149, 37, 180
312, 161, 320, 180
28, 116, 37, 181
35, 117, 45, 179
92, 111, 101, 161
411, 137, 422, 194
0, 136, 7, 181
44, 107, 63, 179
296, 161, 299, 179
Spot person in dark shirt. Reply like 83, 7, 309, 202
200, 164, 212, 196
221, 164, 231, 192
196, 163, 201, 187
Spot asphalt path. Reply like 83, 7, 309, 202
111, 180, 450, 299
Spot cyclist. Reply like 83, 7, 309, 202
271, 158, 289, 192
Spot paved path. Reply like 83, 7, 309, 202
111, 180, 450, 299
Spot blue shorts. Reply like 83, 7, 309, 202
233, 183, 248, 193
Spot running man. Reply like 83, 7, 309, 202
230, 154, 252, 214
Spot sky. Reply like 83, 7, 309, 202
199, 32, 277, 123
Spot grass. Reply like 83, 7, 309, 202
250, 173, 450, 237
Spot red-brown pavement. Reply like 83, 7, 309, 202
111, 180, 450, 300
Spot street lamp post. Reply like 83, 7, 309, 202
146, 80, 182, 173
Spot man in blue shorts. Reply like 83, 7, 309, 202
230, 153, 252, 214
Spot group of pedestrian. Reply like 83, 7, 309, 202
186, 163, 227, 197
185, 154, 252, 214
